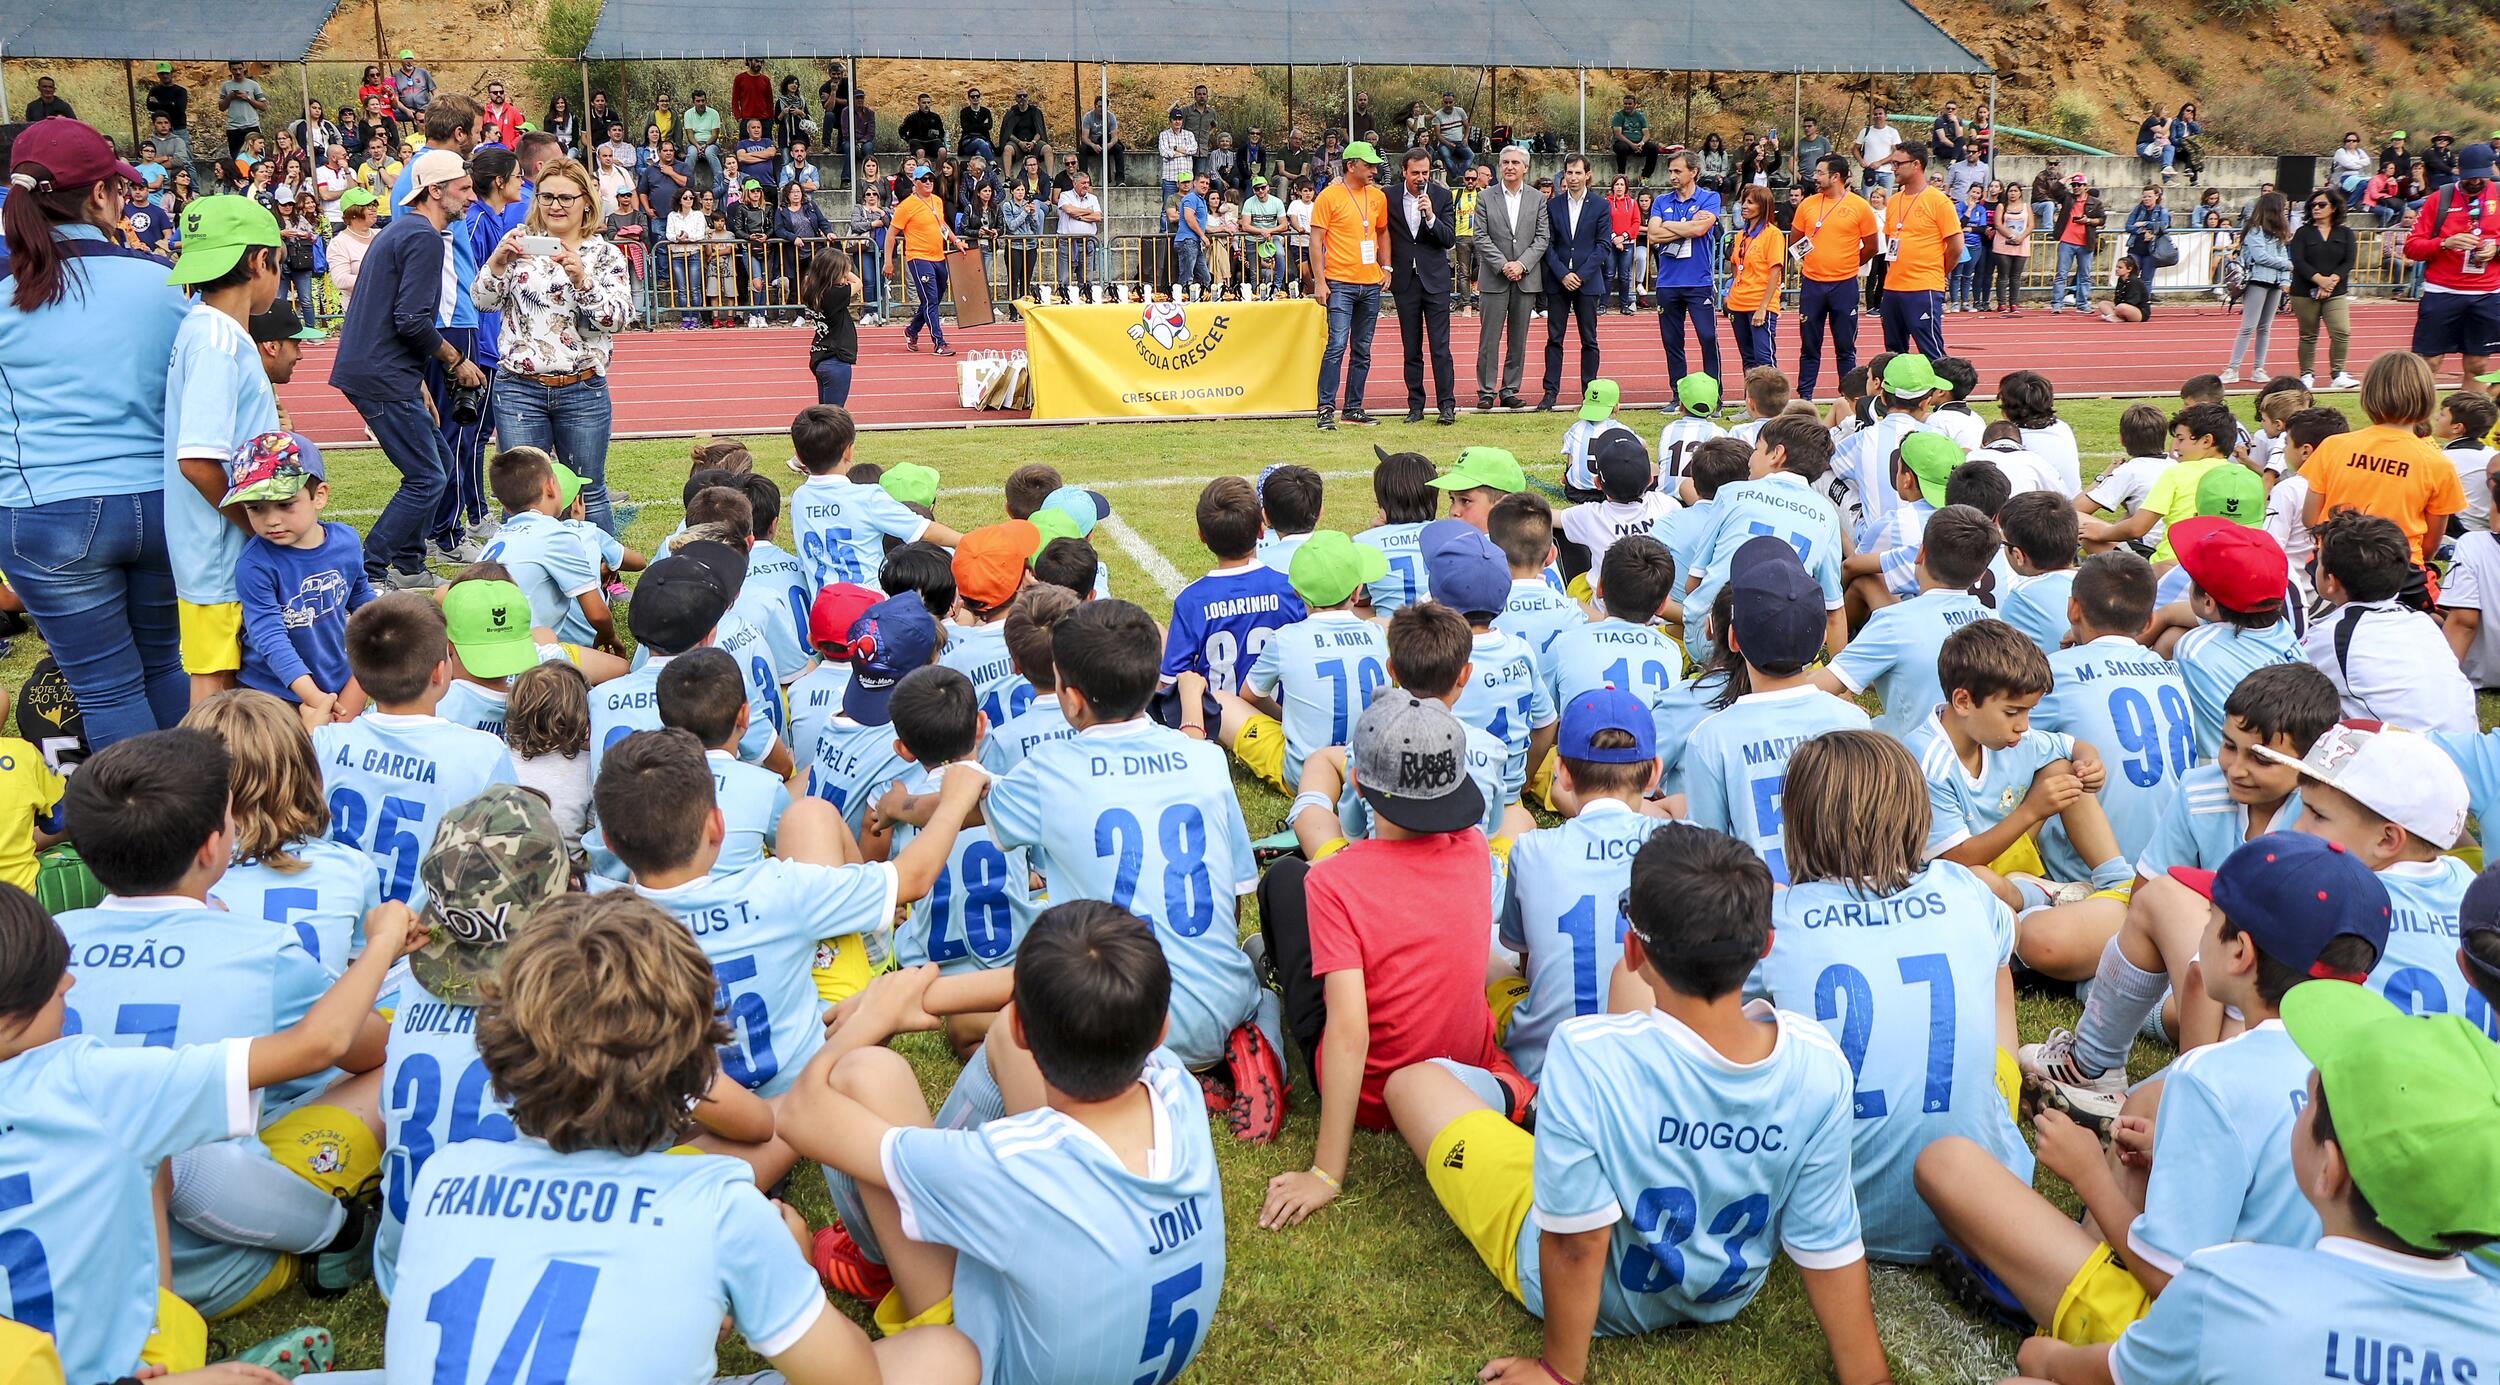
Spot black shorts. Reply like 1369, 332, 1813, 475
2410, 290, 2500, 358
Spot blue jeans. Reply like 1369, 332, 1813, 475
1174, 236, 1205, 290
959, 138, 995, 162
1061, 236, 1099, 286
1610, 243, 1637, 311
1947, 257, 1976, 307
1728, 308, 1777, 372
904, 258, 948, 348
1319, 282, 1381, 412
0, 491, 184, 749
2053, 241, 2092, 311
2139, 141, 2175, 170
814, 357, 854, 406
1795, 276, 1859, 398
1438, 141, 1472, 180
349, 390, 449, 579
1654, 284, 1720, 383
492, 373, 615, 534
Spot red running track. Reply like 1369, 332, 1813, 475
275, 299, 2424, 448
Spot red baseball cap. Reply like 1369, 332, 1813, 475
2170, 516, 2287, 614
9, 117, 143, 192
808, 582, 881, 657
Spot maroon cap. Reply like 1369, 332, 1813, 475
9, 118, 143, 192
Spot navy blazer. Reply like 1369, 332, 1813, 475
1543, 188, 1610, 289
1387, 178, 1456, 301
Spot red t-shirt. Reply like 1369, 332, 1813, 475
1305, 829, 1516, 1128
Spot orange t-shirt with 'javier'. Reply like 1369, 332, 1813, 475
1311, 180, 1388, 286
893, 192, 947, 263
1882, 186, 1962, 294
2305, 422, 2467, 563
1796, 190, 1878, 283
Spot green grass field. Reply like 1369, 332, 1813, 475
166, 393, 2389, 1381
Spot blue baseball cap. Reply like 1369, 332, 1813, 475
841, 594, 941, 725
1558, 687, 1656, 763
1041, 485, 1111, 536
2170, 832, 2393, 980
1727, 536, 1825, 672
1420, 518, 1510, 619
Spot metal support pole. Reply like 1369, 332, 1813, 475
1100, 62, 1111, 239
1983, 74, 1998, 180
1793, 73, 1802, 150
1345, 64, 1355, 139
1577, 68, 1586, 155
0, 48, 10, 122
846, 57, 858, 194
128, 61, 144, 152
1286, 67, 1294, 139
296, 62, 312, 152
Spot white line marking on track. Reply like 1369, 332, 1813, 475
1096, 515, 1188, 597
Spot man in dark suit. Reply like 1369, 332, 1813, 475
1386, 147, 1459, 425
1540, 154, 1608, 410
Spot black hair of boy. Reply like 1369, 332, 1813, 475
889, 665, 979, 766
2072, 549, 2157, 634
0, 885, 64, 1022
2179, 373, 2227, 407
2228, 918, 2380, 1009
489, 447, 555, 515
1599, 535, 1678, 622
1837, 365, 1870, 402
1920, 505, 2001, 588
1758, 413, 1834, 481
1933, 356, 1979, 402
737, 472, 783, 539
656, 648, 749, 749
1004, 463, 1064, 519
1687, 437, 1753, 503
684, 486, 755, 546
1373, 450, 1440, 526
1624, 824, 1772, 997
846, 462, 884, 488
2253, 374, 2311, 409
1937, 618, 2052, 704
347, 593, 449, 705
1980, 419, 2023, 447
879, 541, 957, 623
1195, 476, 1263, 560
1385, 601, 1473, 698
1562, 728, 1653, 798
2118, 402, 2171, 458
1997, 369, 2057, 429
1488, 491, 1555, 570
1005, 584, 1079, 690
2443, 390, 2500, 441
64, 729, 231, 897
1942, 458, 2010, 517
1053, 599, 1162, 721
593, 729, 716, 875
792, 405, 856, 473
2171, 402, 2239, 453
682, 465, 740, 506
2315, 511, 2413, 603
1011, 899, 1173, 1100
2224, 662, 2340, 752
1032, 537, 1098, 598
1261, 465, 1324, 534
2284, 406, 2352, 453
1999, 491, 2080, 570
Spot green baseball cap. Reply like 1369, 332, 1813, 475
1898, 431, 1964, 507
1674, 373, 1720, 417
338, 187, 378, 212
1029, 508, 1083, 553
1427, 446, 1525, 494
1579, 378, 1621, 423
156, 62, 173, 73
1252, 175, 1270, 188
2196, 463, 2265, 526
399, 48, 415, 58
1342, 140, 1383, 166
1882, 353, 1942, 398
741, 177, 763, 191
879, 462, 940, 508
442, 579, 541, 680
1287, 530, 1389, 607
166, 195, 281, 286
2281, 981, 2500, 1254
410, 785, 571, 1002
550, 461, 588, 512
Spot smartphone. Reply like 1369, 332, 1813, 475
519, 234, 563, 256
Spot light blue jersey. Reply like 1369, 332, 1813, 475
1653, 501, 1716, 628
2154, 562, 2193, 608
1902, 711, 2074, 862
789, 472, 930, 589
1856, 498, 1933, 599
1543, 618, 1685, 726
2372, 857, 2494, 1039
1652, 672, 1734, 801
1999, 569, 2076, 658
0, 1037, 252, 1385
1496, 802, 1670, 1079
783, 661, 850, 771
1256, 529, 1313, 575
940, 619, 1034, 729
883, 1048, 1225, 1385
980, 693, 1076, 777
1245, 610, 1389, 791
2124, 1019, 2318, 1278
741, 539, 814, 682
2433, 727, 2500, 857
1453, 628, 1557, 799
374, 976, 512, 1300
1521, 1005, 1862, 1334
315, 712, 518, 906
480, 511, 600, 644
1161, 564, 1306, 695
2135, 765, 2302, 879
633, 859, 898, 1096
1355, 520, 1428, 614
164, 303, 279, 607
593, 748, 790, 880
1683, 473, 1845, 660
1685, 686, 1872, 883
590, 650, 776, 777
711, 610, 791, 753
1828, 590, 1992, 739
1655, 416, 1726, 492
2110, 1239, 2500, 1385
566, 515, 624, 573
805, 715, 914, 839
1564, 417, 1639, 492
1335, 722, 1509, 846
1497, 578, 1585, 676
210, 836, 384, 973
987, 720, 1259, 1068
1754, 862, 2028, 1262
436, 679, 510, 738
2175, 618, 2304, 758
2034, 636, 2199, 874
387, 1139, 831, 1384
892, 762, 1035, 973
1828, 411, 1933, 543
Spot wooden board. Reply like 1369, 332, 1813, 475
947, 247, 995, 328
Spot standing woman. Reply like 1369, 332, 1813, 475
472, 157, 634, 533
1605, 174, 1641, 312
2222, 190, 2292, 384
1864, 185, 1890, 309
801, 246, 860, 406
2123, 185, 2169, 284
776, 76, 811, 154
2289, 188, 2359, 389
1723, 184, 1785, 370
0, 119, 193, 745
664, 185, 707, 325
1990, 184, 2031, 313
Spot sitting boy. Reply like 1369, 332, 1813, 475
1426, 520, 1557, 806
1355, 448, 1441, 616
1558, 377, 1637, 503
978, 585, 1081, 776
1164, 476, 1306, 709
786, 404, 961, 591
1996, 490, 2082, 658
1681, 414, 1848, 664
1255, 463, 1325, 574
1818, 502, 2000, 739
587, 648, 791, 879
483, 446, 616, 654
943, 522, 1039, 726
1195, 531, 1390, 795
1553, 432, 1677, 593
2164, 519, 2303, 757
2306, 511, 2477, 733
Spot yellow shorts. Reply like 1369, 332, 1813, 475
216, 1252, 297, 1321
1423, 1109, 1534, 1304
2047, 1242, 2153, 1345
813, 932, 871, 1004
1234, 714, 1288, 793
1310, 836, 1351, 863
873, 1290, 956, 1336
1988, 834, 2047, 881
1995, 1047, 2022, 1126
1564, 573, 1595, 605
1487, 977, 1530, 1044
140, 1287, 209, 1370
178, 600, 243, 675
1526, 748, 1559, 814
260, 1100, 381, 1198
2089, 884, 2134, 905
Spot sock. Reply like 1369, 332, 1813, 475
168, 1140, 349, 1254
2013, 877, 2053, 911
2087, 857, 2135, 892
2074, 937, 2168, 1078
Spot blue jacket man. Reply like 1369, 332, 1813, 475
1540, 154, 1610, 408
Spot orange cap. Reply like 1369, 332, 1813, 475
952, 521, 1040, 609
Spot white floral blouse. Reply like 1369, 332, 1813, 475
470, 235, 635, 377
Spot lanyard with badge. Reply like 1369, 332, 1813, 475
1661, 191, 1696, 259
1357, 191, 1378, 266
1791, 190, 1847, 262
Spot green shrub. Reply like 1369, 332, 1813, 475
2044, 90, 2101, 143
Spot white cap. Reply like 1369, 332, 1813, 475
400, 148, 466, 207
2253, 721, 2470, 850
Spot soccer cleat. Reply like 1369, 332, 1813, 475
302, 1197, 378, 1298
1929, 1242, 2030, 1332
1240, 931, 1279, 991
1220, 1022, 1287, 1144
2018, 1027, 2128, 1130
812, 1223, 895, 1303
2009, 873, 2091, 909
1250, 827, 1303, 866
233, 1325, 335, 1379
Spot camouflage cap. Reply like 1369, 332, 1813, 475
410, 785, 572, 1001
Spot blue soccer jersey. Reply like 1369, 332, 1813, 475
386, 1139, 831, 1384
1902, 711, 2075, 861
480, 511, 600, 644
2034, 635, 2200, 874
1520, 1004, 1862, 1334
979, 693, 1076, 777
1652, 673, 1735, 802
2109, 1239, 2500, 1385
1684, 686, 1873, 883
1497, 579, 1585, 673
1683, 474, 1845, 660
0, 1037, 253, 1385
1755, 861, 2031, 1262
2134, 765, 2303, 879
1255, 529, 1312, 575
210, 835, 384, 974
1161, 564, 1307, 695
789, 472, 931, 589
2371, 857, 2494, 1039
1543, 619, 1685, 726
435, 679, 510, 738
1245, 610, 1389, 791
741, 539, 814, 682
2433, 727, 2500, 858
594, 748, 790, 880
633, 859, 899, 1096
314, 712, 518, 907
1355, 520, 1429, 615
711, 610, 791, 755
566, 515, 625, 574
940, 618, 1034, 729
805, 714, 915, 839
892, 762, 1036, 974
1497, 802, 1670, 1079
1454, 628, 1558, 800
882, 1047, 1225, 1384
2124, 1019, 2320, 1278
1999, 569, 2076, 659
1827, 411, 1933, 543
1827, 590, 1993, 739
987, 720, 1260, 1068
164, 303, 279, 608
591, 651, 775, 779
2175, 618, 2304, 759
374, 976, 512, 1300
783, 661, 851, 772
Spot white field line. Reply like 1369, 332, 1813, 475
1095, 514, 1188, 597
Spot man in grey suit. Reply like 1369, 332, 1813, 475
1471, 144, 1548, 410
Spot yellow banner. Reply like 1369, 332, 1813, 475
1024, 299, 1323, 420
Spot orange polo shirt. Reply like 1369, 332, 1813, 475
2305, 422, 2468, 563
1726, 222, 1786, 312
893, 191, 947, 264
1795, 189, 1878, 283
1310, 180, 1388, 286
1882, 186, 1962, 294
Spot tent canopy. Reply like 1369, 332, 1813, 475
0, 0, 342, 62
582, 0, 1988, 74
